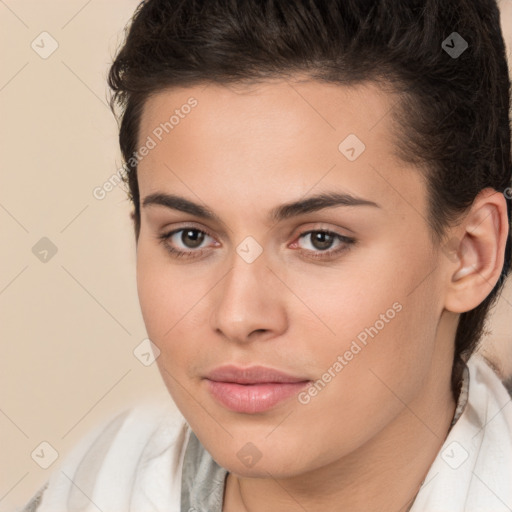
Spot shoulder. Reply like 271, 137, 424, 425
20, 398, 191, 512
410, 352, 512, 511
467, 351, 512, 403
462, 352, 512, 447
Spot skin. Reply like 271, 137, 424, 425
134, 79, 508, 511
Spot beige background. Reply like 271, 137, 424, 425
0, 1, 511, 510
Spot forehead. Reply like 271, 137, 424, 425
136, 79, 426, 219
140, 79, 399, 143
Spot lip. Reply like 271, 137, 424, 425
205, 365, 308, 384
204, 365, 311, 413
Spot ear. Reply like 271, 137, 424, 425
443, 188, 510, 314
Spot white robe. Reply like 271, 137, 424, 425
19, 352, 512, 512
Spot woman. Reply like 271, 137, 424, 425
21, 0, 512, 510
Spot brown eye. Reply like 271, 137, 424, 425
295, 230, 356, 261
298, 230, 345, 252
308, 231, 336, 250
180, 229, 206, 249
157, 227, 215, 259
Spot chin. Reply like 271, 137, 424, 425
216, 454, 305, 479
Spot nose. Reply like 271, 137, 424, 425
209, 248, 288, 344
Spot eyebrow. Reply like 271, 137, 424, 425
142, 191, 380, 224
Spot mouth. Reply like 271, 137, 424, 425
204, 365, 311, 414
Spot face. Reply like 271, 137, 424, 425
135, 79, 451, 478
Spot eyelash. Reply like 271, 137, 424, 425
157, 227, 356, 261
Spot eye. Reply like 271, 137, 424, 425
294, 230, 355, 260
157, 227, 216, 259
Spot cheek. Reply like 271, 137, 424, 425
136, 241, 209, 376
136, 248, 168, 337
303, 245, 441, 388
136, 240, 197, 336
282, 283, 440, 462
286, 257, 403, 349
